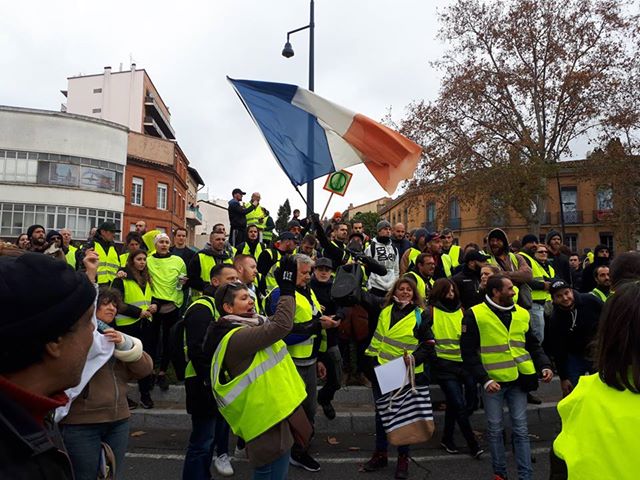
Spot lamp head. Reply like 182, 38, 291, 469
282, 41, 295, 58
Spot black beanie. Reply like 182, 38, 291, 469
27, 224, 45, 238
0, 253, 96, 347
46, 230, 61, 243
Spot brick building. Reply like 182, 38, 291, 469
380, 161, 625, 253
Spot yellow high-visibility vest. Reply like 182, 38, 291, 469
147, 254, 187, 307
94, 242, 120, 284
432, 306, 464, 363
519, 251, 555, 302
184, 296, 216, 379
404, 271, 434, 301
287, 290, 322, 360
115, 278, 152, 327
245, 203, 267, 229
65, 245, 78, 269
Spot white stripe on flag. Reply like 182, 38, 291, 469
291, 88, 355, 136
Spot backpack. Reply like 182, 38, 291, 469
331, 263, 364, 306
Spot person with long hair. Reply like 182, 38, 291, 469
362, 277, 436, 479
119, 232, 143, 267
428, 278, 483, 458
112, 249, 158, 409
15, 233, 29, 250
551, 281, 640, 478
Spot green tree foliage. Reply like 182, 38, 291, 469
352, 211, 381, 238
275, 198, 291, 234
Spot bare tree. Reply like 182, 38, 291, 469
400, 0, 640, 234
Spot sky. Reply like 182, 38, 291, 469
0, 0, 449, 217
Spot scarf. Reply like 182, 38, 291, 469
485, 294, 515, 312
219, 312, 270, 328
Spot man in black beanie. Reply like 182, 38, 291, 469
27, 224, 47, 253
0, 252, 98, 479
545, 230, 571, 283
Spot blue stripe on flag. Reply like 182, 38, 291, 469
229, 78, 335, 186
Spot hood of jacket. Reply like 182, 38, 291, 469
488, 228, 510, 256
545, 229, 562, 245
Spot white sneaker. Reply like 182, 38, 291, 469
233, 445, 246, 459
214, 453, 234, 477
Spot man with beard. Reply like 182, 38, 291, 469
235, 225, 265, 260
486, 229, 533, 287
545, 230, 571, 283
188, 231, 233, 299
461, 275, 552, 480
452, 250, 491, 309
546, 280, 601, 397
590, 265, 612, 303
26, 224, 47, 253
580, 244, 610, 293
364, 221, 399, 297
76, 222, 121, 283
234, 254, 263, 313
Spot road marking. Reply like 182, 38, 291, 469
126, 447, 550, 463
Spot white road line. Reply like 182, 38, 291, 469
126, 447, 551, 463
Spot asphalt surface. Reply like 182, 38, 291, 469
121, 420, 561, 479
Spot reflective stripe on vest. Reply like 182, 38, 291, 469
94, 242, 120, 284
471, 302, 536, 382
115, 279, 152, 327
591, 288, 609, 302
431, 306, 464, 362
287, 290, 322, 359
519, 252, 555, 301
211, 327, 307, 442
365, 304, 424, 373
184, 296, 216, 379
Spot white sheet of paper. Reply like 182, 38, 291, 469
374, 357, 408, 394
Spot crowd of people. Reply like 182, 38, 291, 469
1, 186, 639, 480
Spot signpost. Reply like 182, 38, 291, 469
321, 170, 353, 219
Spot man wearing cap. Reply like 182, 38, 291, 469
26, 224, 48, 254
546, 280, 602, 396
364, 220, 399, 296
545, 230, 571, 283
452, 249, 491, 309
228, 188, 257, 247
0, 253, 97, 479
78, 221, 121, 284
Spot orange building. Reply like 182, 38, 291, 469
380, 161, 621, 253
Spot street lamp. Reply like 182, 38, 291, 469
282, 0, 315, 216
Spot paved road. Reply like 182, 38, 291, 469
121, 421, 561, 479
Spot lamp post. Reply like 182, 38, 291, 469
282, 0, 315, 216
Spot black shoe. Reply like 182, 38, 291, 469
139, 393, 154, 409
363, 451, 388, 472
127, 396, 138, 410
320, 402, 336, 420
527, 393, 542, 405
157, 374, 169, 392
440, 441, 459, 454
470, 446, 484, 459
290, 451, 320, 472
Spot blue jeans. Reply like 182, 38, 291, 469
183, 415, 215, 480
253, 451, 291, 480
529, 303, 545, 344
565, 353, 595, 387
61, 419, 130, 480
482, 384, 532, 480
439, 375, 479, 449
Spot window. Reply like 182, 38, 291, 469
599, 232, 614, 252
131, 177, 144, 205
448, 197, 461, 230
426, 202, 436, 230
92, 108, 101, 114
157, 183, 168, 210
93, 88, 102, 94
560, 186, 580, 223
130, 223, 137, 231
564, 233, 578, 252
596, 186, 613, 211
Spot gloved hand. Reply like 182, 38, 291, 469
275, 254, 297, 296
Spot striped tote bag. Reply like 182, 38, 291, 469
375, 356, 435, 446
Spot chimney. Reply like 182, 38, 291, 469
130, 62, 136, 71
102, 66, 112, 119
104, 66, 112, 74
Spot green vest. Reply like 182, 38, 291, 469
115, 278, 152, 327
211, 327, 307, 442
94, 242, 120, 284
287, 290, 322, 360
591, 288, 610, 302
404, 271, 434, 301
365, 304, 425, 373
244, 203, 267, 229
184, 296, 216, 379
432, 306, 464, 363
471, 302, 536, 382
519, 251, 555, 302
65, 245, 77, 269
147, 255, 187, 307
119, 252, 130, 268
554, 373, 640, 478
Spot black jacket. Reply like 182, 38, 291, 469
170, 246, 196, 268
545, 292, 602, 380
392, 237, 411, 260
452, 265, 483, 309
580, 256, 610, 293
310, 277, 346, 349
548, 252, 571, 284
0, 393, 73, 480
460, 299, 552, 391
228, 199, 255, 230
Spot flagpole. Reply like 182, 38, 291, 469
306, 0, 315, 217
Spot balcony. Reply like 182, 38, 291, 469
186, 206, 203, 225
446, 217, 461, 230
144, 95, 176, 140
558, 210, 583, 224
593, 209, 614, 223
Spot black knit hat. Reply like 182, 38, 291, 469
0, 253, 96, 350
27, 224, 45, 238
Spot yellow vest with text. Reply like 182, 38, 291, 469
471, 302, 536, 382
115, 278, 152, 327
432, 306, 464, 363
288, 290, 322, 360
94, 242, 120, 284
211, 326, 307, 442
184, 296, 216, 379
519, 252, 555, 302
404, 271, 434, 301
366, 304, 425, 373
65, 245, 77, 269
554, 373, 640, 479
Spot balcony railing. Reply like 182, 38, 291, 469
186, 206, 203, 224
558, 210, 583, 224
593, 209, 613, 223
446, 217, 461, 230
144, 95, 176, 140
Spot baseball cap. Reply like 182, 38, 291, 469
426, 231, 441, 242
278, 232, 296, 241
549, 280, 571, 295
97, 221, 121, 233
232, 188, 246, 196
315, 257, 333, 269
464, 250, 491, 263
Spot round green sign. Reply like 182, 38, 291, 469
329, 171, 348, 191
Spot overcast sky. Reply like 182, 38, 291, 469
1, 0, 449, 217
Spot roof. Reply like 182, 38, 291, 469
0, 105, 129, 132
187, 166, 205, 186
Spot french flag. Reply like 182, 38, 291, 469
229, 78, 422, 194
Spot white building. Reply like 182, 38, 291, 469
0, 106, 128, 241
195, 198, 229, 250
